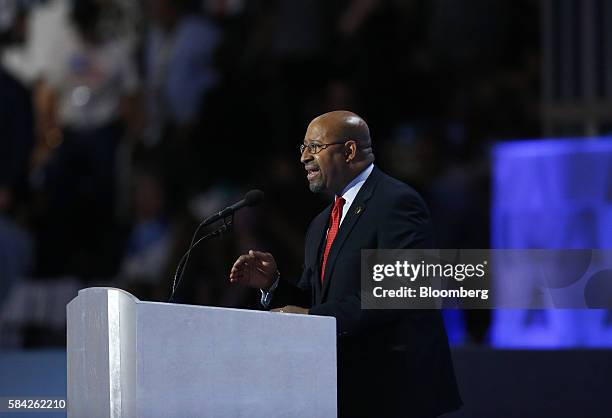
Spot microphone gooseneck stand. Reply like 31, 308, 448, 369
168, 213, 233, 303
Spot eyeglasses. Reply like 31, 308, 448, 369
299, 141, 346, 155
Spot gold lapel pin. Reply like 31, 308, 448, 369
355, 206, 363, 215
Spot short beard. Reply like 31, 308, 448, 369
309, 180, 324, 193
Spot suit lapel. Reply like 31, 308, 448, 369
318, 167, 381, 303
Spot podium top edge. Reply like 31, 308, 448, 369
68, 288, 336, 325
143, 301, 336, 321
75, 287, 141, 301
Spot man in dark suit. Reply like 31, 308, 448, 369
230, 111, 461, 418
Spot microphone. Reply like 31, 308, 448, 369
202, 189, 264, 226
168, 189, 264, 302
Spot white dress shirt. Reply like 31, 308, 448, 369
337, 163, 374, 226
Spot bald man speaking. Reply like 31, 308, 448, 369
230, 111, 462, 418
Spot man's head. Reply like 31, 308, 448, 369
301, 110, 375, 195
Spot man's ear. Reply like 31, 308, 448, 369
345, 140, 357, 162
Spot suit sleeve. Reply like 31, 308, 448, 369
308, 188, 433, 336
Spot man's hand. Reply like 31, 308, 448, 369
272, 305, 309, 315
229, 250, 277, 289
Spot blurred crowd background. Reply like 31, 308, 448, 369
0, 0, 608, 349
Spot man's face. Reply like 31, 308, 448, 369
300, 122, 346, 194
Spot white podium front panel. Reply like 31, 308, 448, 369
67, 288, 337, 418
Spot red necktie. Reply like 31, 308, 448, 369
321, 196, 345, 283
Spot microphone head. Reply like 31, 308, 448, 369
244, 189, 264, 207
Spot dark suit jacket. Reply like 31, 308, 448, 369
281, 166, 462, 418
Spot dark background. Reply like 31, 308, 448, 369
0, 0, 544, 345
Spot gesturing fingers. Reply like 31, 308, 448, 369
230, 254, 251, 281
229, 250, 275, 285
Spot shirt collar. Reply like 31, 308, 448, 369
338, 163, 374, 210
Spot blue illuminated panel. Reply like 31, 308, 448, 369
491, 137, 612, 348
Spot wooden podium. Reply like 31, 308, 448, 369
67, 287, 337, 417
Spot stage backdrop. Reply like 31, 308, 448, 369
491, 137, 612, 347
